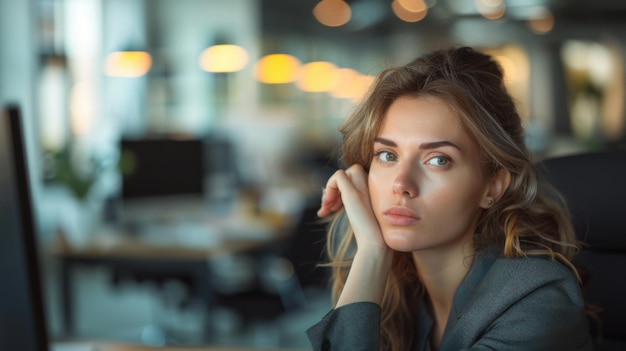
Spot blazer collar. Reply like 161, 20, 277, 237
415, 247, 499, 350
447, 247, 500, 326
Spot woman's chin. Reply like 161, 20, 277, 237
382, 229, 421, 252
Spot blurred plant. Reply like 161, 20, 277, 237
42, 144, 103, 202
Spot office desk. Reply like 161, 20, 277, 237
51, 212, 295, 340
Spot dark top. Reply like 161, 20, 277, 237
307, 249, 592, 351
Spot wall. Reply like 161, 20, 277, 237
0, 0, 45, 236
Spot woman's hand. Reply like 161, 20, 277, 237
319, 164, 392, 308
318, 164, 386, 251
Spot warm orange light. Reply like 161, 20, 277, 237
255, 54, 301, 84
350, 74, 375, 102
199, 44, 249, 73
392, 0, 428, 22
330, 68, 360, 99
104, 51, 152, 77
485, 45, 530, 123
296, 61, 338, 92
329, 69, 375, 101
495, 55, 518, 82
475, 0, 505, 20
69, 81, 95, 135
527, 9, 554, 34
313, 0, 351, 27
397, 0, 427, 13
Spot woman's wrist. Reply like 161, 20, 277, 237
357, 239, 392, 258
336, 245, 393, 307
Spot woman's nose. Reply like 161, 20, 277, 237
391, 164, 418, 198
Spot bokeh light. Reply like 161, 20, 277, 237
313, 0, 351, 27
296, 61, 338, 92
199, 44, 249, 73
392, 0, 428, 22
104, 51, 152, 77
527, 8, 555, 34
255, 54, 301, 84
475, 0, 505, 20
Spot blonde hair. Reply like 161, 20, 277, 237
324, 46, 580, 351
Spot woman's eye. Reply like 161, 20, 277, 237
426, 156, 449, 167
376, 151, 397, 162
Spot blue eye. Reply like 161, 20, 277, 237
375, 151, 397, 162
427, 156, 449, 166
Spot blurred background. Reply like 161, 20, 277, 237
1, 0, 626, 349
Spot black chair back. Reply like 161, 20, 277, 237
539, 149, 626, 350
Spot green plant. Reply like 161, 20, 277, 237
43, 145, 101, 202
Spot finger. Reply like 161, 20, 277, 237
319, 167, 386, 250
330, 170, 364, 212
318, 172, 345, 217
344, 164, 368, 194
317, 166, 369, 218
332, 169, 384, 246
318, 190, 341, 217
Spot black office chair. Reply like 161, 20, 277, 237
539, 148, 626, 351
212, 202, 330, 331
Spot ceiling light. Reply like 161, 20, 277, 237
104, 51, 152, 77
255, 54, 301, 84
296, 61, 338, 92
313, 0, 351, 27
199, 44, 249, 73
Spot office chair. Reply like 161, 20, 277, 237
539, 148, 626, 351
212, 202, 330, 333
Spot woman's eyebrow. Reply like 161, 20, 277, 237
374, 137, 462, 152
419, 140, 462, 151
373, 137, 396, 147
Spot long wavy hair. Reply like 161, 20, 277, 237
324, 46, 581, 351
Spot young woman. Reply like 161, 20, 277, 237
307, 47, 591, 350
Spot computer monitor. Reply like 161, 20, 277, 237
119, 137, 207, 227
120, 137, 205, 200
0, 104, 49, 351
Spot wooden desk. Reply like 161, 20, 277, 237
51, 212, 295, 341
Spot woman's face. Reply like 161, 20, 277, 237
368, 95, 491, 254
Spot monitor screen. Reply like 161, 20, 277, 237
120, 137, 205, 199
0, 104, 49, 351
118, 137, 207, 227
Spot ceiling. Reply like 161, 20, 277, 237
259, 0, 626, 38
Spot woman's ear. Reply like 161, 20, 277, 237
481, 168, 511, 208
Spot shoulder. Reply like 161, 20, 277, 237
483, 255, 583, 302
491, 255, 578, 281
462, 255, 585, 318
492, 254, 575, 277
441, 255, 591, 350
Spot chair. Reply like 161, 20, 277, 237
211, 202, 330, 331
539, 148, 626, 350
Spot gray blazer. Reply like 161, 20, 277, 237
307, 249, 592, 351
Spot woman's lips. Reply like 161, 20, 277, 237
383, 206, 421, 226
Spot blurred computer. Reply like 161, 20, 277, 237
0, 104, 49, 351
119, 136, 207, 228
117, 134, 242, 247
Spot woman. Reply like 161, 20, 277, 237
307, 46, 591, 350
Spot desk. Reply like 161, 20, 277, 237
51, 212, 295, 341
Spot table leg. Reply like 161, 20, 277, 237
60, 257, 74, 336
192, 262, 214, 341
